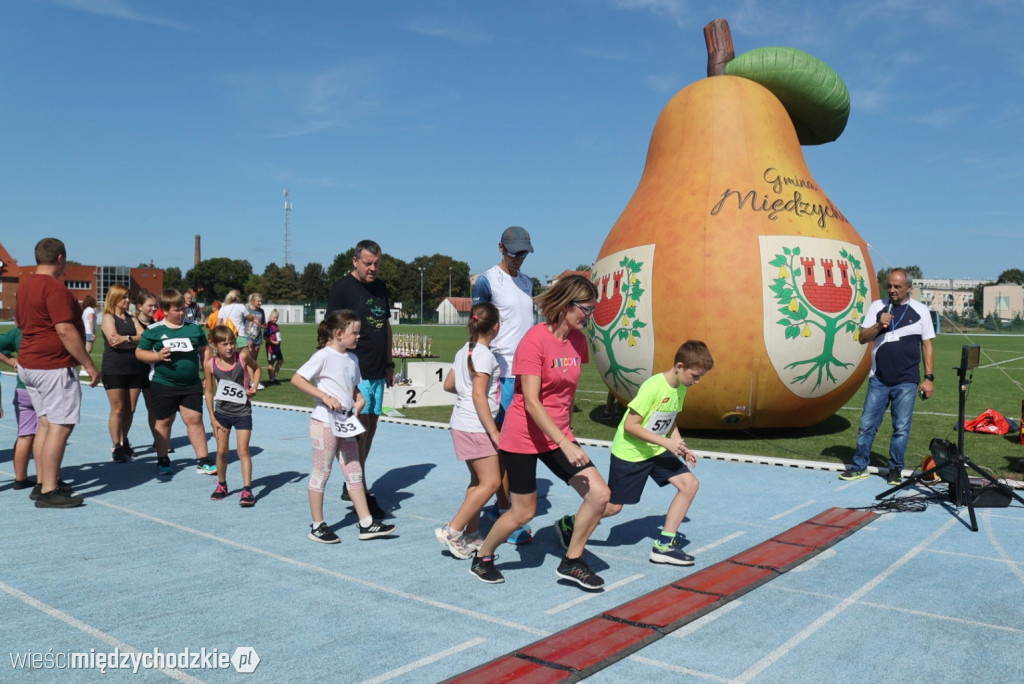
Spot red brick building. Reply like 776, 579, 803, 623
0, 241, 163, 321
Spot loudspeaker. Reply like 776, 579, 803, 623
928, 438, 959, 484
948, 478, 1012, 508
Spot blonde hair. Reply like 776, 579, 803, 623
465, 302, 499, 374
535, 274, 598, 323
247, 292, 262, 308
224, 289, 242, 305
102, 285, 130, 316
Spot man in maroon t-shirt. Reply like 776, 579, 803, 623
15, 238, 100, 508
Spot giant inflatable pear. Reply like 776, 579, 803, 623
589, 19, 877, 429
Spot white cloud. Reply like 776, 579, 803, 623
912, 104, 972, 128
406, 18, 493, 46
52, 0, 189, 29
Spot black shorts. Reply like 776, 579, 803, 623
102, 372, 145, 391
214, 411, 253, 431
267, 348, 283, 363
503, 444, 596, 495
608, 453, 691, 506
150, 383, 204, 420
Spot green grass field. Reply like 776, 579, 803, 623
85, 324, 1024, 479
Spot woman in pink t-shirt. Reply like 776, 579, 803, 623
469, 275, 610, 590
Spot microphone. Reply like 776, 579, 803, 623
884, 298, 893, 314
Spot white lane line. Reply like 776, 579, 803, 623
983, 509, 1024, 585
768, 500, 817, 521
731, 517, 957, 684
0, 580, 205, 683
357, 638, 486, 684
91, 499, 549, 637
545, 574, 645, 615
628, 654, 730, 682
691, 531, 746, 555
666, 600, 744, 639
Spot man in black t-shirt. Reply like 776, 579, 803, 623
327, 239, 394, 516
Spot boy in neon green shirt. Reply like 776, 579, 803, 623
557, 340, 713, 565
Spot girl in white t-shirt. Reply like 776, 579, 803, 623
435, 302, 503, 559
291, 309, 396, 544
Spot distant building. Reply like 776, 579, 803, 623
914, 278, 982, 318
436, 296, 473, 326
0, 240, 163, 320
983, 284, 1024, 320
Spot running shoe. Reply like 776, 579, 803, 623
196, 458, 217, 475
12, 478, 36, 491
838, 469, 868, 481
507, 523, 533, 545
239, 489, 255, 507
650, 536, 695, 566
122, 440, 135, 460
435, 524, 472, 559
210, 482, 228, 501
34, 489, 84, 509
462, 530, 485, 554
556, 555, 604, 590
887, 468, 903, 486
111, 445, 128, 463
308, 522, 340, 544
157, 457, 174, 476
556, 514, 575, 550
30, 480, 72, 501
469, 553, 504, 584
358, 519, 396, 540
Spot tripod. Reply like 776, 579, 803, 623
876, 355, 1024, 531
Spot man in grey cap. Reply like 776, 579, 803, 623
471, 226, 537, 543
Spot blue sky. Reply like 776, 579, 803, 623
3, 0, 1022, 285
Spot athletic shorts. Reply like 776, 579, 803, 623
451, 429, 498, 461
608, 453, 691, 506
358, 378, 385, 415
14, 387, 39, 436
495, 377, 516, 425
103, 371, 146, 391
267, 348, 283, 363
214, 411, 253, 431
503, 444, 595, 495
149, 383, 204, 420
18, 366, 81, 425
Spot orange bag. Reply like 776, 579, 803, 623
963, 409, 1010, 435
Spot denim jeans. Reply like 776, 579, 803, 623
851, 376, 918, 472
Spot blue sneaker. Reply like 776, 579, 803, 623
482, 504, 501, 522
196, 458, 217, 475
507, 523, 533, 545
157, 457, 174, 476
650, 536, 694, 566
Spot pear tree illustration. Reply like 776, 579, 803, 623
589, 256, 648, 395
769, 245, 868, 389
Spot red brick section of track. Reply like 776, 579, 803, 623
445, 507, 878, 683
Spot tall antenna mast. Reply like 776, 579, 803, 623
283, 189, 292, 266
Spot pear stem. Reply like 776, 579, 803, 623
704, 18, 735, 76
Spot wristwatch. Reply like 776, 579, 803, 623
924, 374, 935, 381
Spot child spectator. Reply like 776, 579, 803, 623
265, 309, 283, 385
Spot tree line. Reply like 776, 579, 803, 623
159, 252, 541, 322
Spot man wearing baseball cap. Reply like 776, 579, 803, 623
471, 226, 537, 543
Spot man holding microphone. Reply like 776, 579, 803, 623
840, 268, 935, 484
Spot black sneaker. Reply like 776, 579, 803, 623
308, 522, 340, 544
556, 514, 575, 550
12, 478, 36, 490
30, 480, 72, 501
35, 489, 84, 509
157, 457, 174, 476
111, 445, 127, 463
887, 468, 903, 486
470, 553, 505, 584
123, 441, 135, 460
556, 555, 605, 590
357, 519, 396, 540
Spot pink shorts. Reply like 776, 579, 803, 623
451, 429, 498, 462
